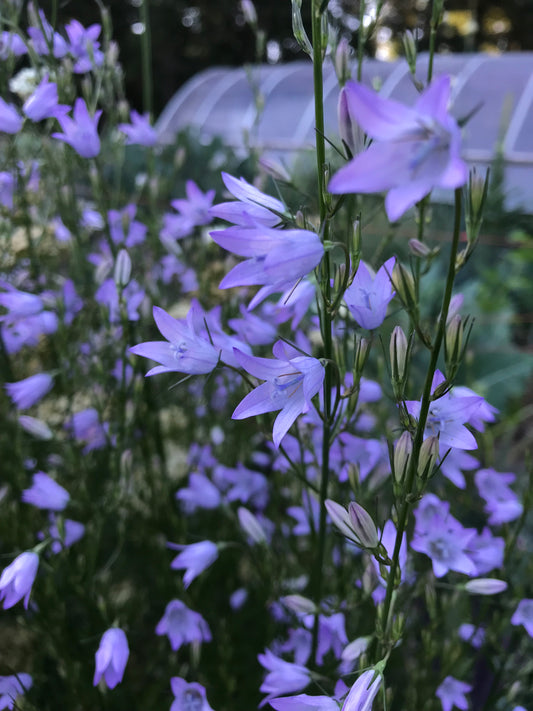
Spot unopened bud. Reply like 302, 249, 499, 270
403, 29, 417, 74
390, 326, 408, 394
341, 636, 370, 662
465, 167, 490, 250
391, 262, 416, 309
417, 435, 439, 479
291, 0, 313, 56
114, 248, 132, 287
240, 0, 257, 26
18, 415, 53, 440
281, 594, 316, 615
325, 499, 356, 542
354, 336, 370, 375
334, 36, 352, 85
348, 501, 379, 549
446, 293, 464, 323
393, 431, 412, 484
295, 209, 305, 229
338, 87, 365, 159
464, 578, 508, 595
238, 507, 267, 544
408, 238, 432, 258
445, 314, 463, 377
258, 156, 291, 183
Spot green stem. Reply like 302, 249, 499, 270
357, 0, 366, 81
379, 188, 462, 657
140, 0, 154, 117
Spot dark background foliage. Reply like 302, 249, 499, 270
36, 0, 533, 115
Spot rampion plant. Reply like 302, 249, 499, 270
0, 1, 531, 710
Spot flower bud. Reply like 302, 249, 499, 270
325, 499, 356, 542
393, 431, 412, 484
341, 636, 370, 662
445, 314, 463, 377
291, 0, 313, 57
390, 326, 408, 395
237, 507, 267, 545
446, 293, 464, 323
18, 415, 53, 440
348, 501, 379, 549
114, 248, 132, 288
464, 578, 508, 595
391, 262, 416, 310
258, 156, 291, 183
408, 238, 433, 258
334, 36, 352, 85
354, 336, 370, 376
417, 435, 439, 479
338, 87, 365, 159
281, 594, 316, 615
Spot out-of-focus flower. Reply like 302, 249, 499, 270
344, 257, 395, 330
458, 623, 485, 649
168, 540, 218, 588
28, 9, 68, 57
435, 676, 472, 711
170, 678, 214, 711
329, 75, 468, 221
232, 341, 325, 448
258, 649, 311, 706
65, 408, 108, 453
511, 599, 533, 638
5, 373, 53, 409
0, 98, 23, 134
474, 468, 523, 525
176, 473, 222, 513
52, 98, 101, 158
65, 20, 104, 73
93, 628, 129, 689
23, 77, 68, 121
464, 578, 507, 595
160, 181, 216, 243
155, 599, 211, 651
0, 172, 14, 210
48, 517, 85, 554
108, 204, 147, 247
0, 551, 39, 609
0, 32, 27, 60
0, 673, 32, 710
270, 694, 338, 711
22, 472, 69, 511
119, 109, 158, 147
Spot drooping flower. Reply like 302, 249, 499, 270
23, 77, 68, 121
0, 551, 39, 609
170, 678, 214, 711
22, 472, 70, 511
5, 372, 53, 409
155, 599, 211, 651
52, 98, 101, 158
47, 516, 86, 554
435, 676, 472, 711
232, 341, 325, 448
168, 540, 218, 588
176, 472, 222, 513
341, 669, 382, 711
258, 649, 311, 706
28, 10, 68, 57
329, 75, 468, 221
93, 628, 129, 689
511, 599, 533, 638
344, 257, 395, 330
119, 109, 158, 147
0, 674, 32, 710
0, 97, 23, 134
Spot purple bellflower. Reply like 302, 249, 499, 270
341, 669, 382, 711
0, 32, 28, 59
0, 674, 33, 710
0, 551, 39, 609
329, 75, 468, 221
65, 408, 108, 453
344, 257, 395, 329
210, 171, 285, 227
176, 472, 222, 513
0, 98, 23, 134
129, 305, 220, 376
65, 20, 104, 73
161, 180, 216, 242
47, 516, 86, 554
170, 678, 214, 711
155, 599, 211, 651
5, 372, 53, 409
258, 649, 311, 706
0, 172, 14, 210
232, 341, 325, 448
168, 540, 218, 588
474, 468, 523, 525
270, 695, 338, 711
108, 204, 147, 247
511, 599, 533, 638
28, 10, 68, 57
52, 98, 101, 158
22, 472, 69, 511
436, 676, 472, 711
93, 628, 129, 689
23, 77, 68, 122
119, 109, 157, 147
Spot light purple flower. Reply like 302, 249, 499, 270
52, 98, 101, 158
5, 372, 53, 409
0, 172, 14, 210
65, 408, 108, 453
23, 77, 68, 121
232, 341, 325, 448
210, 172, 285, 227
168, 540, 218, 588
228, 304, 278, 346
48, 517, 85, 554
436, 676, 472, 711
341, 669, 382, 711
466, 528, 504, 575
65, 20, 104, 73
474, 468, 523, 525
28, 10, 68, 57
0, 32, 28, 59
176, 473, 222, 513
155, 599, 211, 651
258, 649, 311, 706
270, 694, 338, 711
161, 181, 216, 242
458, 623, 485, 649
0, 674, 32, 710
170, 678, 214, 711
95, 278, 145, 323
93, 628, 129, 689
129, 305, 220, 376
108, 204, 147, 247
22, 472, 69, 511
0, 551, 39, 609
344, 257, 395, 330
0, 97, 23, 134
329, 75, 468, 221
119, 109, 158, 147
511, 599, 533, 638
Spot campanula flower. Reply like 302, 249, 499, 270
329, 75, 468, 221
0, 32, 27, 59
23, 77, 68, 121
5, 373, 53, 409
270, 694, 339, 711
0, 551, 39, 609
28, 10, 68, 57
176, 473, 222, 513
168, 540, 218, 588
232, 341, 325, 448
155, 599, 211, 651
511, 599, 533, 637
0, 98, 23, 134
436, 676, 472, 711
93, 628, 129, 689
65, 20, 104, 73
258, 649, 311, 706
160, 180, 215, 242
210, 172, 285, 227
118, 109, 157, 147
0, 674, 32, 710
22, 472, 69, 511
171, 678, 214, 711
344, 257, 395, 330
129, 305, 220, 376
52, 98, 101, 158
341, 669, 382, 711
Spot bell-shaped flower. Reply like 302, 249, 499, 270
5, 373, 53, 409
341, 669, 382, 711
93, 628, 129, 690
119, 109, 158, 147
0, 551, 39, 609
52, 98, 101, 158
258, 649, 311, 706
344, 257, 395, 330
329, 75, 468, 221
168, 540, 218, 588
170, 678, 214, 711
155, 599, 211, 651
435, 676, 472, 711
210, 171, 285, 227
23, 77, 68, 121
232, 341, 325, 448
22, 472, 70, 511
0, 674, 32, 710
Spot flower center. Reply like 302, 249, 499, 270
181, 688, 204, 711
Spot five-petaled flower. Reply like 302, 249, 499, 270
93, 628, 129, 690
232, 341, 325, 448
52, 97, 101, 158
329, 75, 468, 221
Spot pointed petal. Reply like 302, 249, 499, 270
343, 80, 419, 140
232, 383, 281, 420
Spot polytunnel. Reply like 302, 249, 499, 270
156, 52, 533, 211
